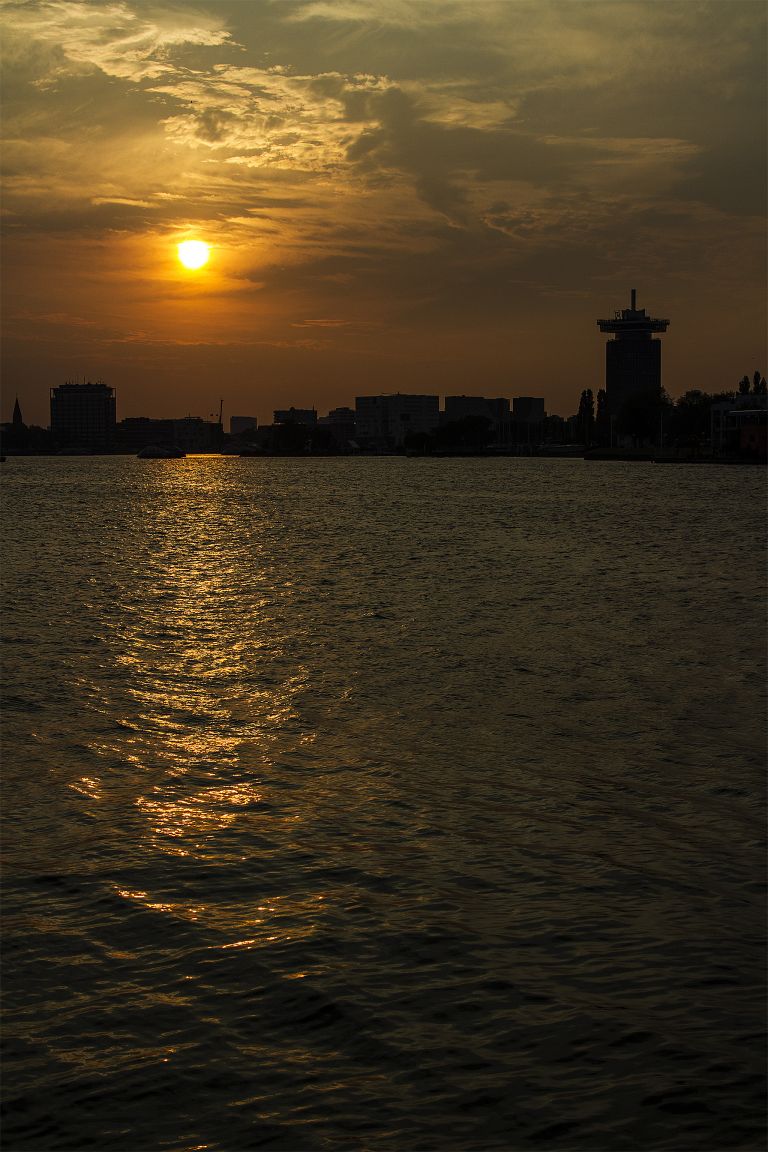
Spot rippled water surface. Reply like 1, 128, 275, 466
2, 456, 766, 1151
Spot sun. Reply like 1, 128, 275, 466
177, 240, 210, 270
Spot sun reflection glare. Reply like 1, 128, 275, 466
88, 466, 328, 948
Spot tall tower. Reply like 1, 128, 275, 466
12, 397, 23, 427
597, 289, 669, 415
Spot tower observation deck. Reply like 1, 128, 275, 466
597, 289, 669, 414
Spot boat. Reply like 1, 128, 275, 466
136, 444, 186, 458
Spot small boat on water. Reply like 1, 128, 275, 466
136, 444, 186, 458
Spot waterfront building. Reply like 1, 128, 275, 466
318, 407, 356, 450
512, 397, 546, 423
710, 392, 768, 459
355, 394, 439, 448
116, 417, 175, 453
274, 407, 317, 426
50, 381, 116, 452
444, 396, 510, 436
319, 406, 356, 425
597, 289, 669, 415
230, 415, 258, 436
172, 417, 221, 453
444, 396, 510, 423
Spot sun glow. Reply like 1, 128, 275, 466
177, 240, 210, 270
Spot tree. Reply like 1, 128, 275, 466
753, 372, 767, 395
271, 419, 310, 454
616, 388, 672, 446
433, 414, 493, 451
595, 388, 610, 446
671, 390, 711, 447
577, 388, 594, 444
739, 374, 751, 394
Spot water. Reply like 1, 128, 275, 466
2, 456, 765, 1151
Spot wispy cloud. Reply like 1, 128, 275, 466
1, 0, 232, 82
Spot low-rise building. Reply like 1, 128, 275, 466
274, 407, 317, 425
319, 406, 356, 425
711, 393, 767, 459
318, 406, 356, 450
230, 415, 258, 436
173, 417, 221, 453
116, 417, 176, 453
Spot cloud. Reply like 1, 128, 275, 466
0, 0, 232, 82
291, 319, 352, 327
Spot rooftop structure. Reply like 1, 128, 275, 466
597, 288, 670, 337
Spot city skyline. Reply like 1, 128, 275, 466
2, 0, 766, 427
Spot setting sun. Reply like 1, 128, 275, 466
177, 240, 210, 270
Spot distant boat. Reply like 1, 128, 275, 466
136, 444, 185, 458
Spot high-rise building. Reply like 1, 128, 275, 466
597, 289, 669, 415
50, 381, 116, 452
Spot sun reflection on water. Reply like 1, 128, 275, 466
83, 460, 328, 946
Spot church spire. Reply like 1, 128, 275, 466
12, 396, 23, 427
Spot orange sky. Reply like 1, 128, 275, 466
2, 0, 766, 426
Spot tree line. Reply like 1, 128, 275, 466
577, 369, 766, 448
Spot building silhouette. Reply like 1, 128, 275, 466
318, 407, 357, 450
597, 289, 669, 414
274, 407, 317, 426
512, 397, 545, 423
12, 397, 24, 429
230, 415, 258, 436
355, 394, 439, 448
444, 396, 510, 423
50, 381, 116, 452
172, 417, 221, 453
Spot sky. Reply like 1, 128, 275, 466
2, 0, 766, 426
